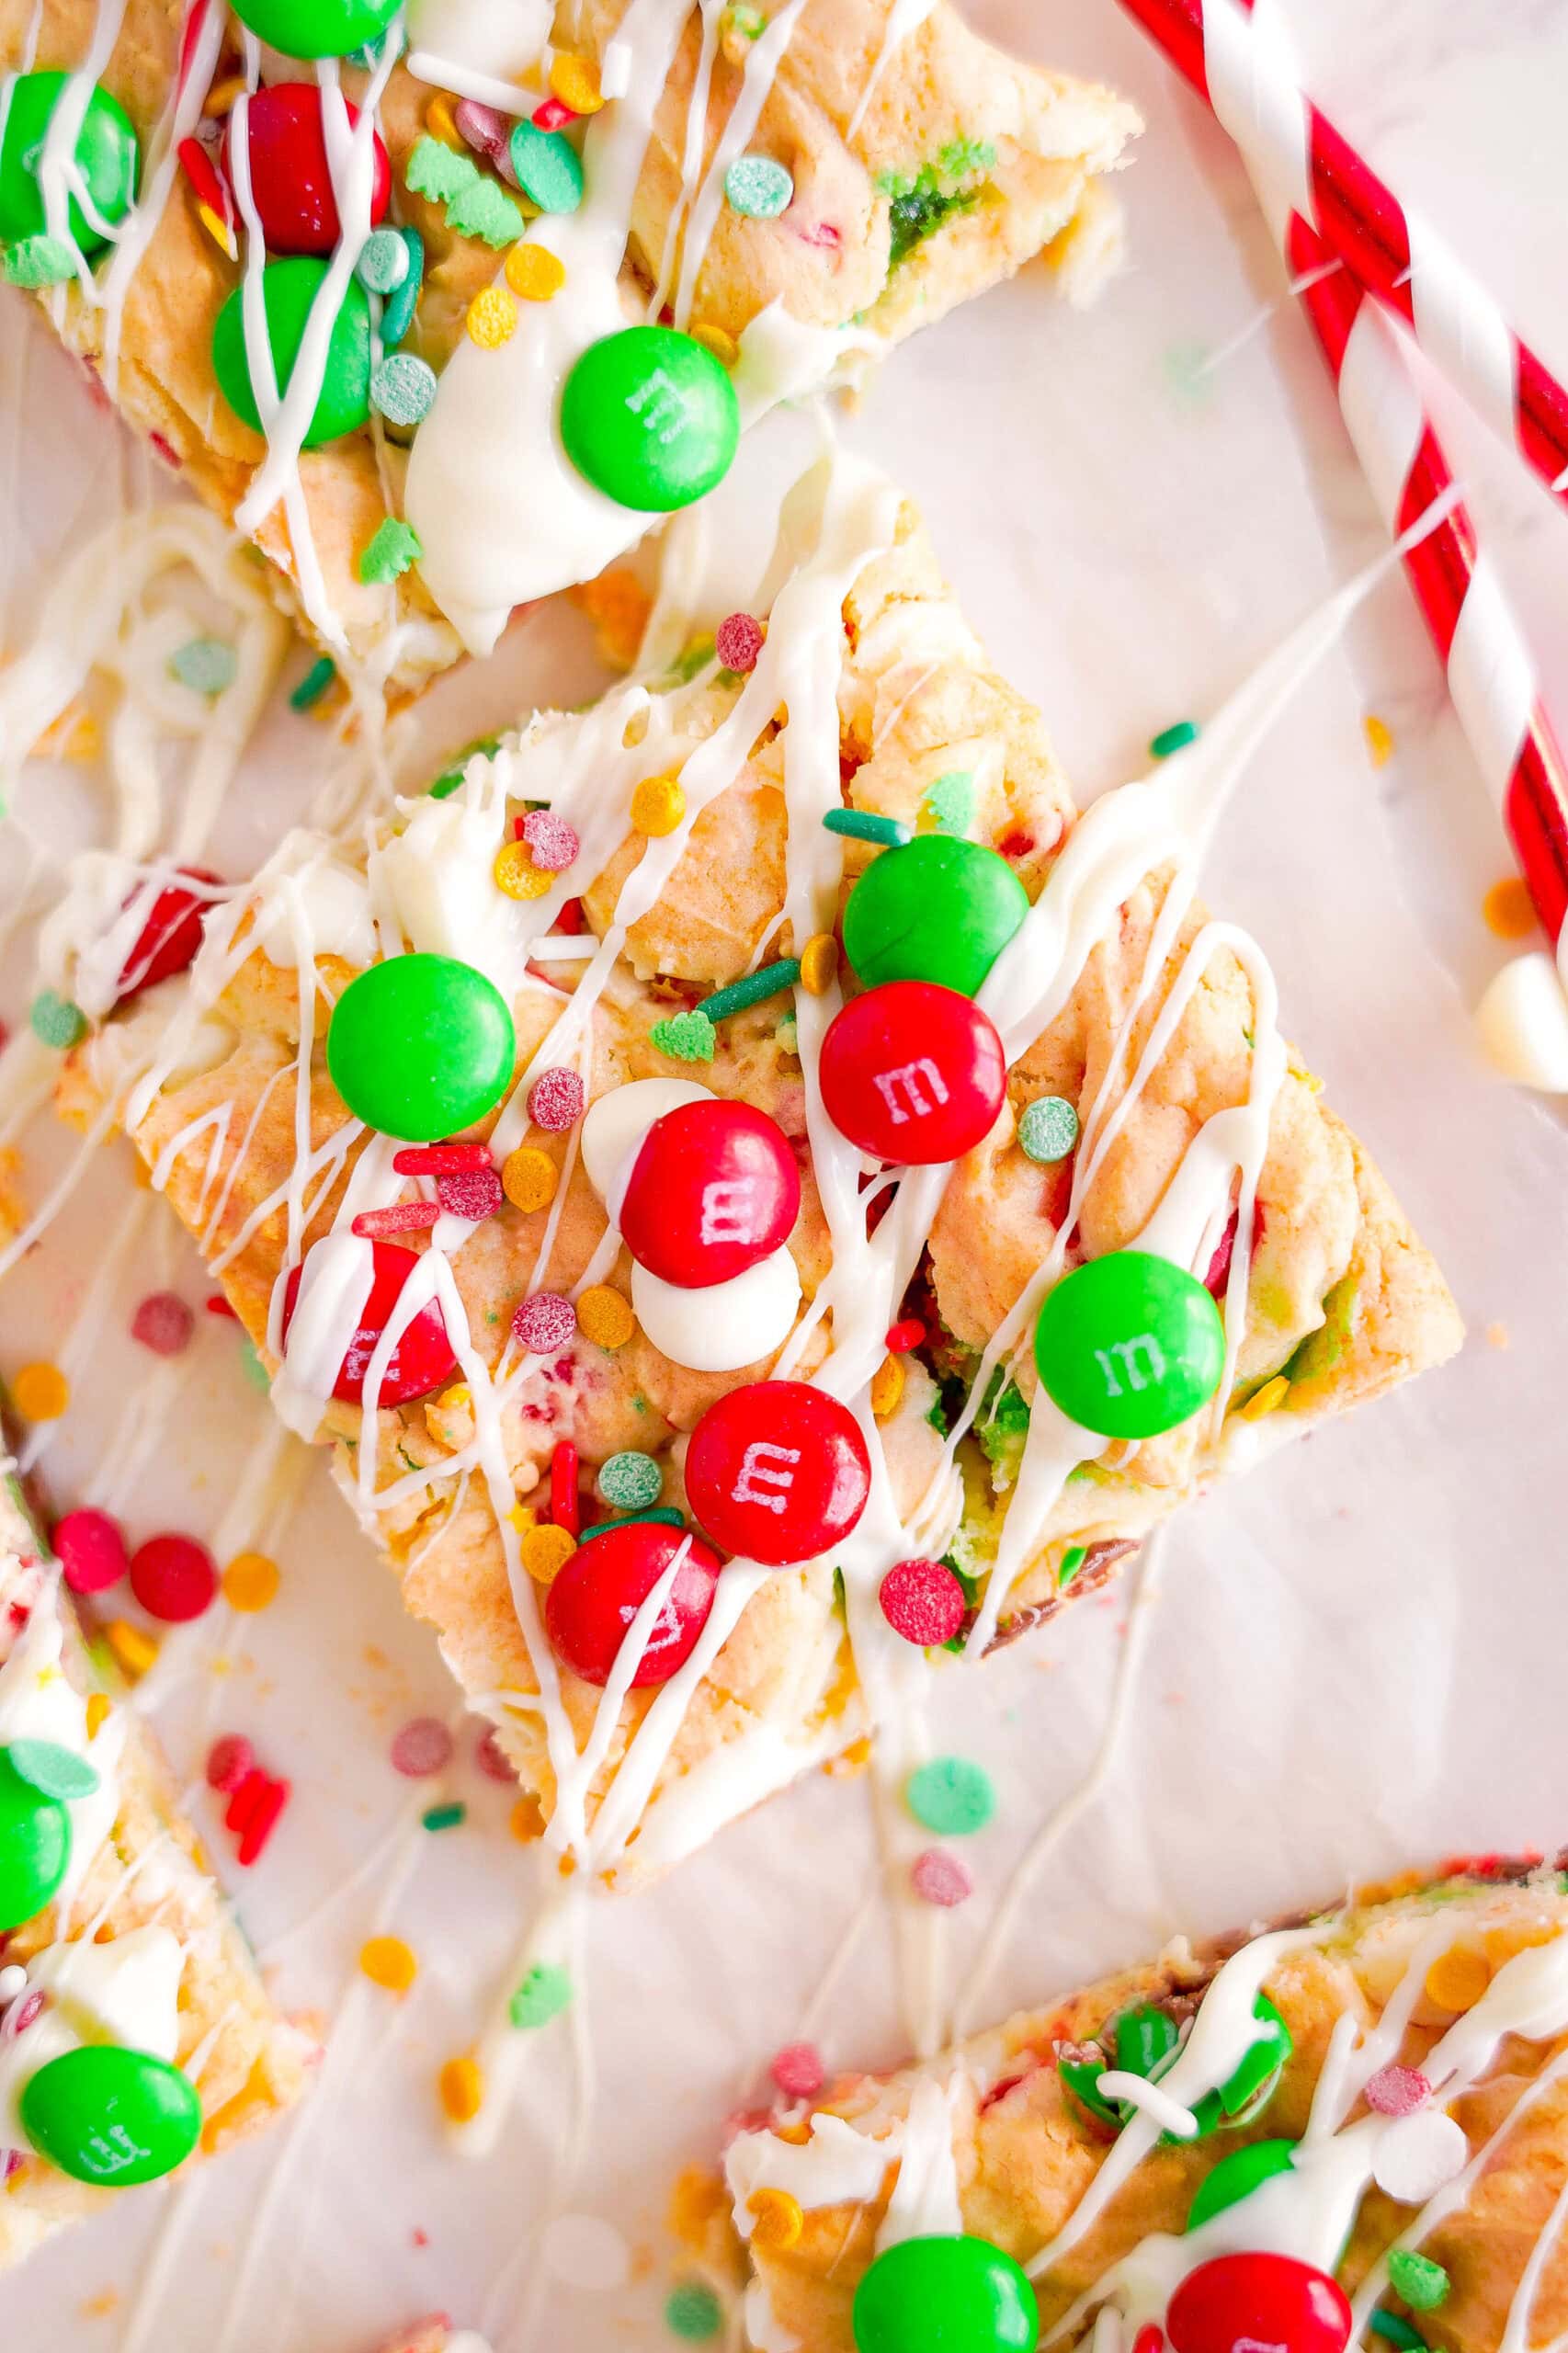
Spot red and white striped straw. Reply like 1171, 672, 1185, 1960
1118, 0, 1568, 516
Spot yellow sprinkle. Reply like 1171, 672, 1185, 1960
493, 839, 553, 900
436, 1382, 472, 1417
203, 74, 246, 117
30, 697, 99, 762
800, 933, 838, 996
105, 1620, 159, 1679
576, 1285, 636, 1350
510, 1792, 547, 1843
197, 200, 237, 260
502, 1146, 559, 1214
222, 1551, 280, 1613
869, 1354, 904, 1422
12, 1362, 69, 1422
631, 773, 686, 837
690, 320, 739, 368
439, 2053, 483, 2123
507, 1503, 538, 1536
466, 286, 518, 348
425, 92, 463, 147
747, 2188, 803, 2251
549, 51, 604, 113
1362, 713, 1395, 767
1483, 875, 1537, 941
1484, 1922, 1559, 1966
1425, 1946, 1493, 2013
826, 1733, 872, 1779
569, 565, 653, 670
85, 1693, 111, 1737
521, 1523, 576, 1585
505, 241, 567, 301
775, 2119, 812, 2145
669, 2164, 727, 2242
359, 1935, 418, 1994
1239, 1374, 1290, 1424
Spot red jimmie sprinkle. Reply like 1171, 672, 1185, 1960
879, 1558, 966, 1647
352, 1202, 441, 1239
224, 1768, 269, 1836
392, 1143, 494, 1176
206, 1292, 239, 1319
176, 134, 232, 229
555, 897, 585, 935
237, 1777, 289, 1866
551, 1440, 581, 1535
206, 1733, 254, 1793
1132, 2326, 1165, 2353
883, 1316, 925, 1354
436, 1166, 504, 1222
769, 2041, 824, 2100
532, 94, 575, 130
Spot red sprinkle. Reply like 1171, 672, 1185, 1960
149, 430, 183, 471
883, 1316, 925, 1354
391, 1717, 453, 1778
769, 2041, 824, 2100
236, 1777, 289, 1866
1364, 2063, 1430, 2117
550, 1440, 581, 1536
715, 611, 764, 674
131, 1291, 195, 1357
7, 1990, 44, 2036
392, 1143, 494, 1176
436, 1167, 505, 1222
555, 898, 585, 936
176, 133, 233, 230
532, 94, 576, 130
351, 1202, 441, 1239
521, 810, 580, 872
911, 1848, 972, 1907
129, 1532, 218, 1623
206, 1733, 254, 1793
52, 1506, 128, 1596
205, 1292, 239, 1319
1, 2150, 21, 2180
513, 1291, 576, 1354
879, 1559, 967, 1647
224, 1768, 269, 1836
475, 1725, 516, 1782
527, 1068, 585, 1132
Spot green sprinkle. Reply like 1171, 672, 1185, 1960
357, 227, 409, 292
921, 769, 974, 835
665, 2281, 724, 2341
1017, 1096, 1079, 1165
576, 1507, 687, 1547
599, 1450, 663, 1510
4, 233, 78, 286
168, 637, 238, 697
509, 119, 584, 215
724, 154, 793, 220
7, 1739, 100, 1800
509, 1960, 573, 2029
701, 959, 801, 1024
1388, 2253, 1449, 2313
290, 654, 336, 711
381, 227, 424, 347
668, 634, 717, 684
429, 733, 501, 799
238, 1337, 271, 1394
405, 135, 472, 204
1057, 1543, 1088, 1590
421, 1801, 466, 1832
823, 808, 912, 847
722, 4, 767, 37
650, 1009, 716, 1063
1150, 719, 1200, 759
878, 139, 996, 268
904, 1755, 995, 1837
776, 1011, 798, 1050
446, 175, 526, 247
29, 991, 86, 1050
1370, 2316, 1427, 2350
358, 517, 424, 585
371, 351, 437, 426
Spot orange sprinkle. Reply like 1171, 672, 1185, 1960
222, 1551, 280, 1613
631, 772, 686, 836
359, 1935, 417, 1993
505, 242, 566, 301
203, 74, 246, 116
510, 1792, 546, 1843
571, 566, 653, 666
466, 287, 518, 348
12, 1361, 68, 1421
85, 1693, 111, 1737
1484, 1922, 1558, 1966
1483, 875, 1537, 940
577, 1286, 635, 1350
690, 320, 738, 368
1239, 1374, 1290, 1423
747, 2188, 803, 2251
1363, 713, 1395, 767
1425, 1945, 1492, 2013
494, 840, 553, 900
826, 1734, 872, 1778
800, 933, 838, 995
438, 2053, 483, 2123
775, 2120, 812, 2145
30, 698, 99, 761
105, 1620, 159, 1679
502, 1146, 559, 1214
521, 1523, 576, 1585
668, 2164, 727, 2242
549, 51, 604, 113
425, 92, 463, 147
869, 1354, 904, 1422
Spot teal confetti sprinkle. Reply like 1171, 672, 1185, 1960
371, 351, 437, 426
650, 1008, 716, 1063
576, 1507, 686, 1547
920, 769, 974, 835
357, 227, 409, 292
1017, 1096, 1079, 1165
1387, 2253, 1449, 2313
904, 1755, 995, 1837
358, 517, 425, 585
598, 1450, 663, 1510
1057, 1543, 1087, 1590
6, 1738, 100, 1800
1370, 2317, 1427, 2351
823, 808, 912, 847
421, 1801, 466, 1832
701, 958, 801, 1024
29, 991, 86, 1051
167, 637, 238, 697
381, 227, 424, 347
1150, 719, 1200, 759
665, 2282, 723, 2341
509, 120, 584, 215
509, 1961, 573, 2029
238, 1337, 271, 1393
4, 234, 77, 286
289, 654, 336, 710
724, 154, 793, 220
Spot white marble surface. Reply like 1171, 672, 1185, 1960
4, 1, 1568, 2347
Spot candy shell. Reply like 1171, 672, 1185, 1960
1033, 1251, 1225, 1440
544, 1522, 722, 1687
117, 867, 222, 1000
560, 325, 739, 513
281, 1233, 458, 1406
818, 982, 1006, 1165
843, 835, 1028, 998
228, 0, 402, 59
1167, 2256, 1351, 2353
221, 84, 389, 255
18, 2043, 201, 2187
619, 1099, 800, 1288
631, 1248, 800, 1374
0, 74, 138, 253
853, 2234, 1038, 2353
0, 1750, 71, 1932
327, 953, 515, 1140
211, 260, 372, 448
685, 1381, 871, 1565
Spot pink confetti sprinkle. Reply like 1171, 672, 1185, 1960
1365, 2063, 1430, 2117
391, 1717, 453, 1779
715, 611, 764, 674
206, 1734, 254, 1793
6, 1991, 44, 2036
352, 1201, 441, 1239
437, 1167, 505, 1222
513, 1291, 576, 1354
52, 1506, 128, 1596
880, 1559, 967, 1647
131, 1290, 195, 1357
520, 809, 580, 872
527, 1068, 585, 1133
912, 1848, 972, 1908
769, 2042, 824, 2100
475, 1724, 516, 1781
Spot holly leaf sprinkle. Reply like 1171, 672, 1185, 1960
358, 518, 426, 585
650, 1010, 716, 1063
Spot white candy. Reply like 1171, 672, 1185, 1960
0, 1965, 26, 2006
252, 860, 378, 972
580, 1076, 710, 1209
1473, 949, 1568, 1092
631, 1247, 800, 1372
1372, 2108, 1470, 2203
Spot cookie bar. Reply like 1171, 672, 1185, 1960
0, 1457, 313, 2268
704, 1859, 1568, 2353
0, 0, 1138, 693
53, 451, 1460, 1887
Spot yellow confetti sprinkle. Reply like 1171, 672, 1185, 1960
12, 1361, 68, 1422
105, 1620, 159, 1679
521, 1523, 576, 1585
197, 200, 237, 260
425, 92, 463, 147
800, 933, 838, 996
668, 2164, 727, 2242
869, 1354, 904, 1422
576, 1285, 636, 1350
505, 242, 566, 301
1362, 713, 1394, 767
359, 1935, 418, 1993
510, 1792, 546, 1842
747, 2188, 803, 2251
203, 74, 246, 117
631, 772, 686, 836
1425, 1946, 1492, 2013
85, 1693, 111, 1737
493, 839, 553, 900
439, 2053, 483, 2122
466, 286, 518, 348
502, 1146, 559, 1214
222, 1551, 280, 1613
549, 51, 604, 113
690, 320, 738, 368
1239, 1374, 1290, 1423
1483, 875, 1537, 941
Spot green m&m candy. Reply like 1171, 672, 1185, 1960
211, 259, 372, 448
0, 1747, 72, 1932
854, 2234, 1039, 2353
0, 73, 139, 253
18, 2043, 201, 2187
560, 325, 739, 514
1185, 2137, 1298, 2231
228, 0, 402, 57
843, 836, 1028, 999
1034, 1251, 1225, 1441
326, 953, 516, 1141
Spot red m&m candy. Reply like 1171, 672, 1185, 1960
222, 85, 389, 256
544, 1522, 722, 1687
819, 982, 1006, 1165
1166, 2255, 1352, 2353
117, 867, 221, 999
280, 1236, 457, 1407
619, 1100, 800, 1289
685, 1381, 871, 1565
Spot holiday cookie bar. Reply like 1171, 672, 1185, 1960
53, 452, 1460, 1887
0, 1461, 313, 2268
0, 0, 1138, 694
701, 1859, 1568, 2353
